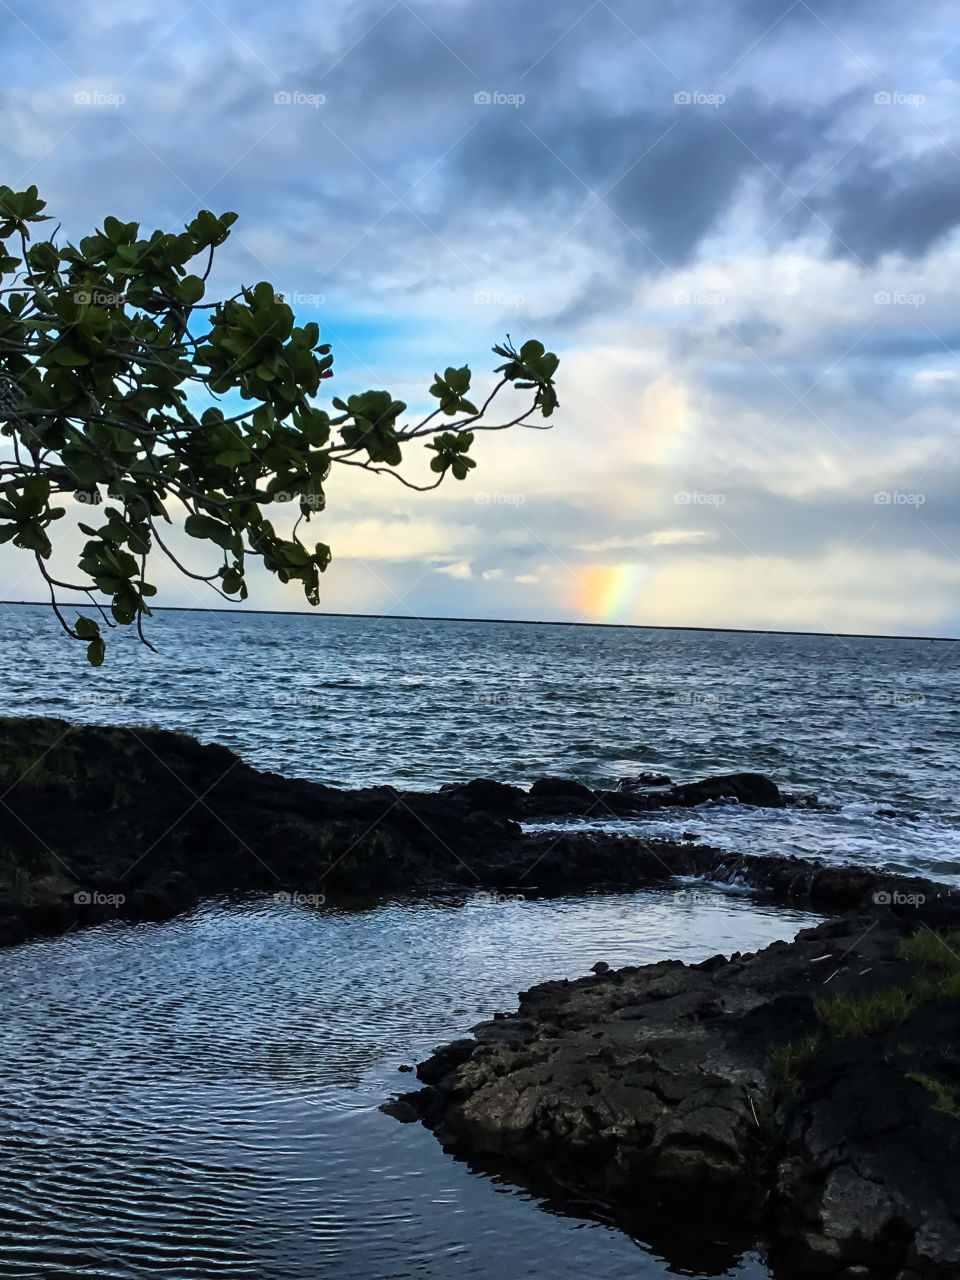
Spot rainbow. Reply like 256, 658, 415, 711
572, 564, 649, 624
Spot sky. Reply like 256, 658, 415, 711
3, 0, 960, 635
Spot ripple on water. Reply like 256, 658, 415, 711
0, 891, 817, 1280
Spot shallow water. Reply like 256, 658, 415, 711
0, 889, 818, 1279
3, 604, 960, 881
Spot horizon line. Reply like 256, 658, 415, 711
1, 599, 957, 644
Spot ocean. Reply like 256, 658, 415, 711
0, 603, 953, 1278
4, 603, 959, 881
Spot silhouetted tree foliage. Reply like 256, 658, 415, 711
0, 186, 559, 663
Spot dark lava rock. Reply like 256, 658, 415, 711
445, 778, 527, 813
380, 1096, 420, 1122
0, 717, 527, 941
784, 792, 827, 810
0, 914, 27, 947
664, 771, 784, 808
0, 717, 954, 955
397, 911, 960, 1278
528, 777, 594, 801
617, 772, 672, 790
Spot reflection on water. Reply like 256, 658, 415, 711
0, 889, 818, 1279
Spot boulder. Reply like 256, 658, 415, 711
528, 776, 595, 801
617, 772, 672, 790
446, 778, 527, 812
396, 911, 960, 1278
665, 771, 783, 808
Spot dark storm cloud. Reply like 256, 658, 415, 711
816, 157, 960, 264
3, 0, 957, 298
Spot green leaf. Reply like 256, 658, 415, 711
183, 513, 238, 550
178, 274, 205, 304
74, 615, 100, 640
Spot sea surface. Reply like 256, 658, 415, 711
3, 603, 959, 882
0, 891, 816, 1280
0, 604, 954, 1278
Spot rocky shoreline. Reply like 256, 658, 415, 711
0, 716, 948, 945
390, 908, 960, 1279
3, 715, 960, 1276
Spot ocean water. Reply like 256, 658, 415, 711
0, 603, 944, 1278
0, 890, 816, 1280
3, 602, 959, 882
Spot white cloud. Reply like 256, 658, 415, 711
574, 531, 715, 551
436, 560, 473, 579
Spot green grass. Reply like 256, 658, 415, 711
900, 928, 960, 973
907, 1071, 960, 1119
814, 987, 912, 1037
770, 1035, 822, 1092
913, 971, 960, 1004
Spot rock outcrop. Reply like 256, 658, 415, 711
392, 911, 960, 1279
0, 717, 950, 947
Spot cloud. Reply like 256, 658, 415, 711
436, 560, 473, 579
3, 0, 960, 635
575, 532, 716, 551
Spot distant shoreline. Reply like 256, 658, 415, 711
1, 599, 956, 644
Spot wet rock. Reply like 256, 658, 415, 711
664, 771, 784, 808
784, 791, 825, 809
0, 717, 954, 951
528, 777, 594, 801
379, 1095, 421, 1122
0, 914, 27, 947
446, 778, 527, 813
123, 875, 199, 922
399, 911, 960, 1278
617, 772, 672, 790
